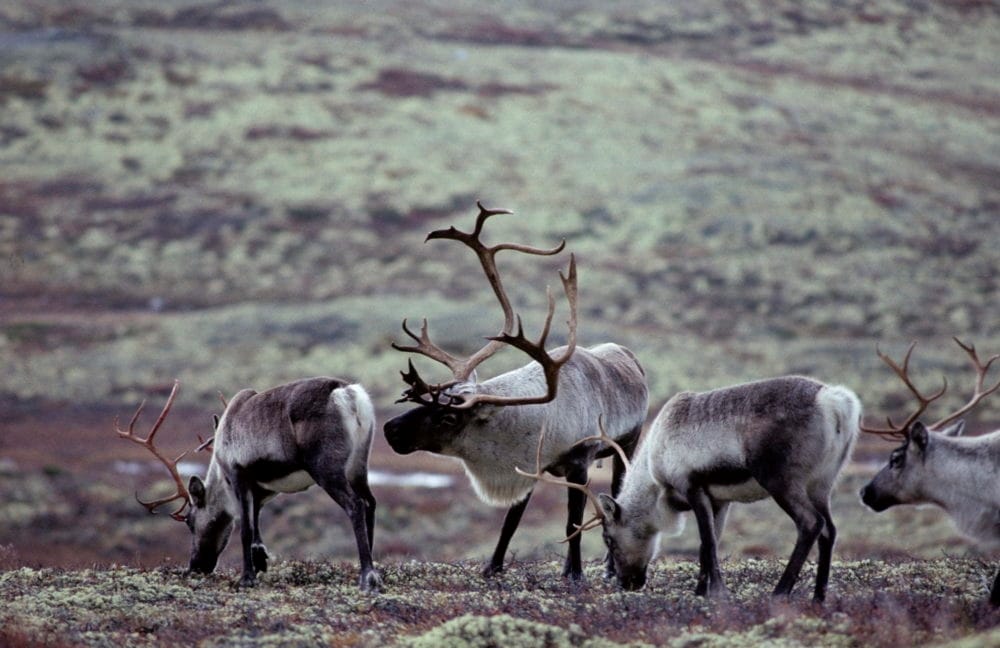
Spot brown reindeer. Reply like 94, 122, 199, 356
117, 378, 381, 590
383, 203, 649, 580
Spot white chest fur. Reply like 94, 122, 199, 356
259, 470, 315, 494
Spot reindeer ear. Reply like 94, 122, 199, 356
189, 476, 207, 508
598, 493, 622, 523
910, 421, 930, 452
942, 420, 966, 437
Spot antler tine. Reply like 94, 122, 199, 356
571, 414, 632, 472
514, 422, 606, 542
930, 337, 1000, 430
418, 203, 567, 382
450, 255, 578, 409
113, 380, 192, 521
393, 318, 467, 376
860, 341, 948, 439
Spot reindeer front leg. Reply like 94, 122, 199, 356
563, 464, 589, 580
687, 485, 727, 597
233, 475, 257, 587
250, 486, 272, 574
483, 491, 532, 577
991, 567, 999, 607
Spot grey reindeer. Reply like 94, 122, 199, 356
383, 203, 649, 580
116, 378, 381, 591
526, 375, 861, 602
859, 338, 1000, 606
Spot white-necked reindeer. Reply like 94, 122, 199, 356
527, 375, 860, 602
858, 338, 1000, 606
383, 203, 649, 580
116, 377, 381, 591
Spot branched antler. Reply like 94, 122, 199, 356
393, 201, 576, 408
114, 380, 191, 521
860, 341, 947, 439
862, 337, 1000, 440
930, 337, 1000, 430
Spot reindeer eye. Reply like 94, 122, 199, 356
434, 411, 460, 427
889, 452, 904, 469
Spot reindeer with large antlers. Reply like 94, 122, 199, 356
117, 378, 381, 591
525, 376, 862, 601
859, 337, 1000, 606
383, 203, 649, 580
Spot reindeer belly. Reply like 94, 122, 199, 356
259, 470, 315, 493
708, 479, 769, 503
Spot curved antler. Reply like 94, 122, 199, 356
862, 337, 1000, 439
514, 421, 606, 542
930, 337, 1000, 431
393, 201, 573, 407
114, 380, 191, 521
449, 254, 577, 409
860, 341, 948, 439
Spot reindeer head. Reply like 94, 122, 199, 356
384, 202, 577, 456
860, 338, 998, 512
860, 420, 966, 511
115, 381, 233, 575
596, 493, 660, 590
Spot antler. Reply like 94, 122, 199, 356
572, 414, 632, 472
862, 337, 1000, 439
449, 254, 577, 409
860, 341, 948, 439
114, 380, 191, 521
929, 337, 1000, 430
394, 201, 573, 407
514, 421, 605, 542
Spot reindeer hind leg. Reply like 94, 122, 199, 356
767, 487, 824, 598
311, 469, 381, 592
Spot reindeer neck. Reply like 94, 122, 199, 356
203, 457, 239, 516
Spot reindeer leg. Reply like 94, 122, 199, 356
768, 489, 824, 598
312, 470, 380, 592
811, 497, 836, 603
688, 486, 727, 597
350, 473, 377, 553
232, 473, 256, 587
483, 491, 532, 577
563, 464, 589, 580
250, 486, 272, 574
991, 567, 999, 607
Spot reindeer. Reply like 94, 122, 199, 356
116, 378, 381, 591
858, 338, 1000, 606
382, 203, 649, 580
525, 376, 861, 601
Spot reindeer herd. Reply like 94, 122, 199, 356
116, 203, 1000, 606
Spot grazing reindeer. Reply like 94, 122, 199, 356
116, 378, 381, 591
528, 376, 860, 601
858, 338, 1000, 606
383, 203, 649, 580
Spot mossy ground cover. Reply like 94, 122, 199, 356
1, 558, 997, 647
1, 1, 999, 645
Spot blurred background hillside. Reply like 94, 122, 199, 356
1, 0, 998, 573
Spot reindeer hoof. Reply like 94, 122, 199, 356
482, 563, 504, 578
251, 543, 269, 573
361, 570, 382, 593
239, 574, 257, 588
